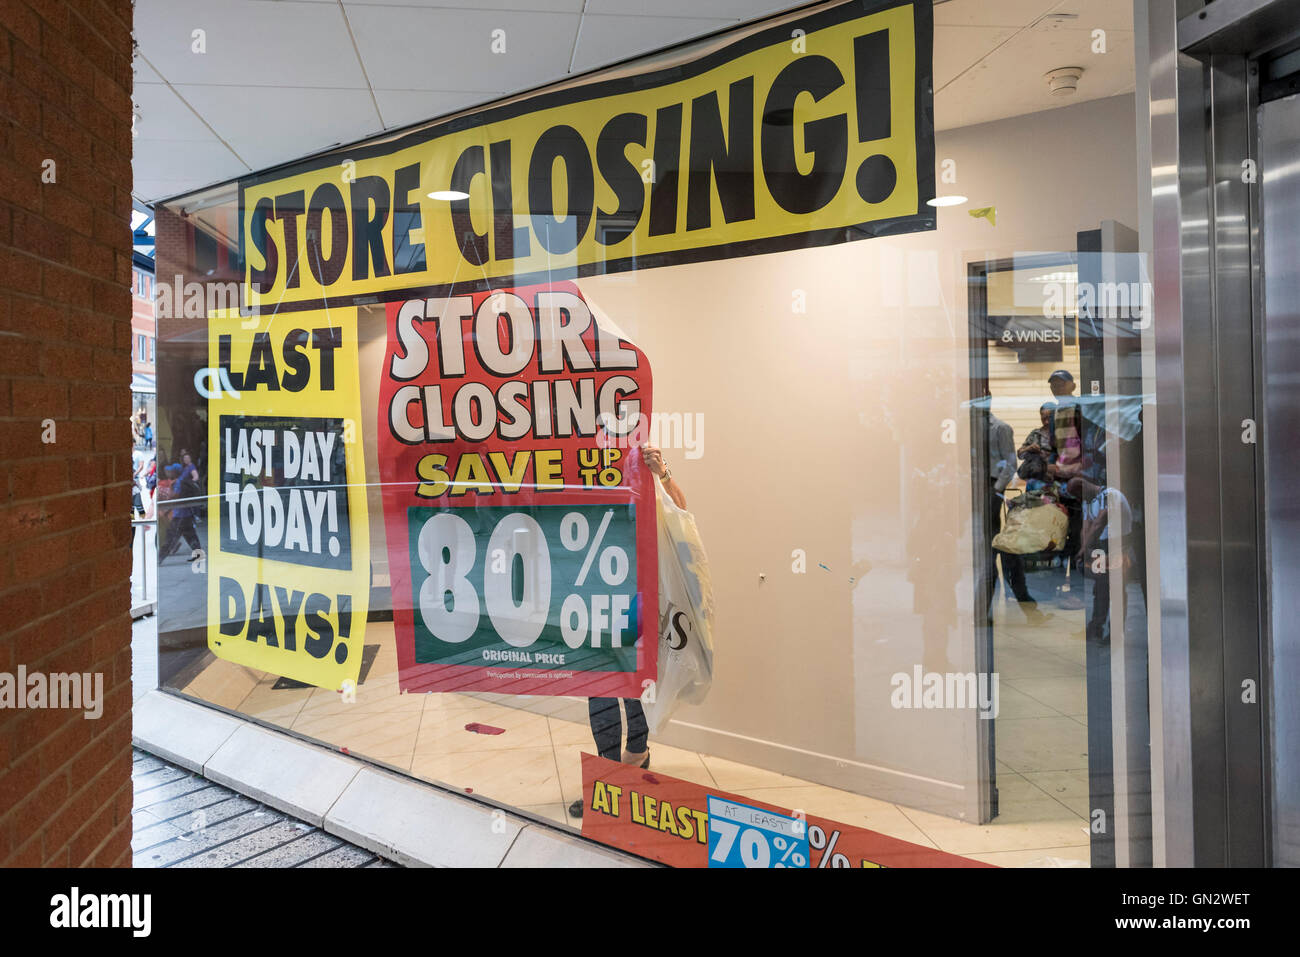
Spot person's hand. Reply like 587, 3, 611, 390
642, 445, 666, 478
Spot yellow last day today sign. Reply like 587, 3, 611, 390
239, 0, 934, 311
205, 306, 369, 690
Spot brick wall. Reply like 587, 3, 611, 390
0, 0, 136, 867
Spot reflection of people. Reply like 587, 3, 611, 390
569, 445, 684, 820
1068, 476, 1132, 645
987, 410, 1044, 619
131, 449, 154, 519
1019, 402, 1056, 465
1046, 371, 1085, 610
159, 453, 203, 563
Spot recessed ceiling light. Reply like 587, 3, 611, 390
428, 190, 470, 201
927, 195, 968, 207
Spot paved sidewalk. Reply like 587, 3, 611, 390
132, 748, 400, 868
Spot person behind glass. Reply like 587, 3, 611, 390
1067, 476, 1132, 645
1045, 370, 1086, 610
1019, 402, 1056, 466
985, 407, 1041, 620
159, 451, 203, 563
568, 445, 685, 820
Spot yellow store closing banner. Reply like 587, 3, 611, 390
238, 0, 935, 310
205, 307, 370, 691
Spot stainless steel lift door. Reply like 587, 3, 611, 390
1260, 91, 1300, 869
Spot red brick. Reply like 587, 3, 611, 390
10, 377, 68, 417
5, 770, 70, 846
0, 244, 41, 290
38, 716, 93, 780
67, 803, 116, 864
0, 582, 44, 621
7, 833, 43, 867
0, 0, 41, 52
0, 750, 42, 809
0, 336, 41, 376
40, 260, 93, 305
0, 417, 50, 460
10, 207, 69, 262
8, 299, 67, 340
1, 0, 133, 868
43, 182, 93, 236
10, 43, 67, 114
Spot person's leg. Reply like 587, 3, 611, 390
586, 698, 623, 761
181, 516, 202, 553
1061, 502, 1085, 608
158, 517, 179, 560
623, 699, 648, 759
983, 485, 1001, 621
1085, 569, 1110, 644
1002, 552, 1032, 602
573, 697, 625, 818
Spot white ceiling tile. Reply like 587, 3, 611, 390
934, 0, 1058, 28
345, 0, 584, 10
132, 0, 1142, 203
132, 73, 218, 142
570, 14, 739, 74
934, 22, 1135, 131
933, 24, 1020, 90
133, 52, 163, 84
1055, 0, 1137, 32
134, 139, 249, 203
347, 5, 580, 92
373, 89, 501, 130
935, 0, 1136, 32
134, 0, 368, 88
584, 0, 793, 18
174, 84, 384, 170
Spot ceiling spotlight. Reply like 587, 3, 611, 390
1045, 66, 1084, 96
927, 195, 968, 207
427, 190, 470, 201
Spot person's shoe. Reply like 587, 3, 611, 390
1017, 600, 1054, 625
1057, 593, 1085, 610
621, 749, 650, 769
188, 548, 204, 563
568, 799, 584, 819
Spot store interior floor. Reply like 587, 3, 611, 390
135, 608, 1094, 867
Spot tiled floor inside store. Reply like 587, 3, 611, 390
142, 595, 1099, 867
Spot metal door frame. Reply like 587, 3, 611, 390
1142, 0, 1300, 867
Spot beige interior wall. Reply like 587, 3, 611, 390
576, 92, 1140, 817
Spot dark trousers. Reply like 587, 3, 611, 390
1084, 563, 1129, 645
987, 486, 1032, 614
1062, 498, 1083, 599
161, 514, 200, 557
587, 698, 648, 761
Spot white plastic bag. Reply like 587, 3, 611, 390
643, 479, 716, 733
